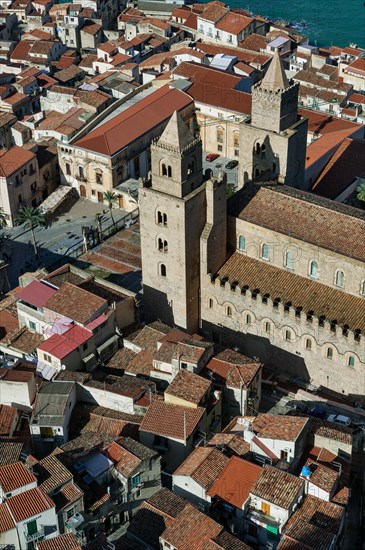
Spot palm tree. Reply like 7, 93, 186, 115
16, 206, 45, 256
356, 182, 365, 203
103, 191, 117, 226
0, 207, 7, 229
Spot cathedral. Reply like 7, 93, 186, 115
139, 53, 365, 399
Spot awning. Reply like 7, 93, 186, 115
96, 335, 119, 354
36, 361, 59, 380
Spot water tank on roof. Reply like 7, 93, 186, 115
301, 465, 312, 478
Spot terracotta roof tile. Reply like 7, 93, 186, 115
161, 503, 222, 550
251, 466, 303, 509
174, 446, 229, 490
0, 461, 36, 493
215, 11, 253, 33
52, 481, 83, 511
35, 454, 73, 494
0, 502, 15, 533
0, 405, 17, 435
209, 433, 250, 457
6, 486, 55, 522
139, 401, 205, 440
172, 62, 251, 114
252, 414, 308, 442
0, 146, 35, 177
45, 282, 107, 324
37, 533, 81, 550
165, 369, 211, 404
74, 85, 193, 156
207, 456, 262, 508
302, 458, 339, 493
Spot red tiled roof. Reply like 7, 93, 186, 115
139, 400, 205, 440
344, 57, 365, 76
16, 280, 57, 308
251, 466, 303, 509
312, 137, 365, 199
172, 62, 251, 114
216, 11, 253, 34
0, 405, 17, 435
174, 446, 229, 490
74, 85, 193, 156
0, 461, 36, 493
37, 324, 93, 360
252, 414, 308, 442
10, 40, 32, 61
298, 108, 361, 135
7, 487, 55, 522
161, 502, 222, 550
165, 369, 211, 404
0, 146, 35, 177
45, 282, 107, 324
0, 503, 15, 533
208, 456, 262, 508
37, 533, 81, 550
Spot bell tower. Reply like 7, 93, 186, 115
240, 51, 308, 189
139, 111, 206, 333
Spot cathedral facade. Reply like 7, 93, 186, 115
139, 54, 365, 399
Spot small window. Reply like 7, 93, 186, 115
96, 171, 102, 185
161, 163, 167, 176
335, 270, 344, 288
285, 330, 292, 341
208, 298, 213, 309
348, 356, 355, 367
238, 235, 246, 251
264, 321, 271, 333
284, 251, 294, 270
66, 163, 71, 175
309, 260, 318, 278
326, 347, 333, 359
217, 145, 222, 152
131, 473, 140, 487
79, 166, 84, 177
217, 128, 224, 143
361, 281, 365, 296
226, 306, 232, 317
160, 264, 166, 277
261, 144, 266, 158
180, 362, 188, 369
305, 338, 312, 350
255, 143, 261, 155
261, 243, 270, 261
163, 213, 167, 226
83, 342, 88, 351
246, 314, 252, 325
167, 166, 172, 178
29, 321, 36, 330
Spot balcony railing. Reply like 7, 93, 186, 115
247, 507, 280, 534
25, 526, 44, 542
75, 174, 87, 182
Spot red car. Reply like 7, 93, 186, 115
205, 153, 220, 162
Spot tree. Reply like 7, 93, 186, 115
103, 191, 117, 226
0, 207, 7, 229
16, 206, 45, 256
356, 182, 365, 203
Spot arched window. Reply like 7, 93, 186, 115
264, 321, 271, 333
233, 132, 239, 148
160, 264, 166, 277
261, 144, 266, 158
326, 347, 333, 359
246, 314, 252, 325
309, 260, 318, 278
167, 166, 172, 178
335, 270, 344, 288
255, 143, 261, 155
217, 128, 224, 144
163, 213, 167, 226
158, 238, 163, 251
226, 306, 232, 317
238, 236, 246, 251
284, 251, 294, 270
305, 338, 312, 350
157, 211, 162, 224
208, 298, 213, 309
161, 163, 167, 176
361, 280, 365, 296
348, 356, 355, 367
261, 243, 270, 261
285, 329, 292, 341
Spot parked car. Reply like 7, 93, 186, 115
307, 405, 326, 419
327, 414, 351, 427
225, 160, 239, 169
205, 153, 220, 162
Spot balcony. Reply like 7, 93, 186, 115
75, 174, 87, 182
25, 526, 44, 542
247, 507, 280, 535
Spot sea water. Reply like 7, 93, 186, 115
207, 0, 365, 48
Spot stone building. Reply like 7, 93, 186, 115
239, 51, 308, 189
139, 54, 365, 397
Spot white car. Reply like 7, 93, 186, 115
327, 414, 351, 427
